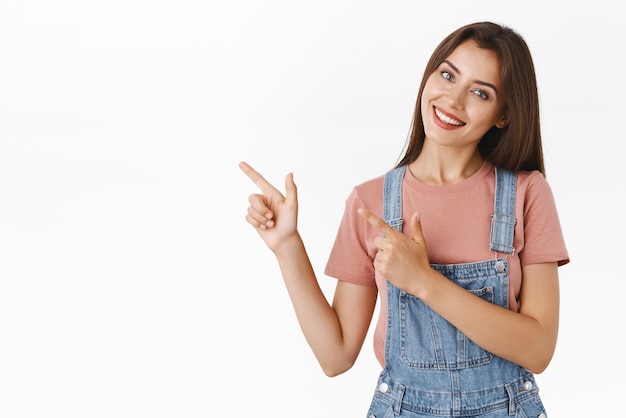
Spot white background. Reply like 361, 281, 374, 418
0, 1, 622, 417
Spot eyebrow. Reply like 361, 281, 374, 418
442, 60, 498, 93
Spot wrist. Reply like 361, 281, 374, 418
412, 267, 444, 302
273, 232, 304, 259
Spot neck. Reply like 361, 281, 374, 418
408, 145, 484, 186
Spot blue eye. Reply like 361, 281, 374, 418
473, 90, 489, 100
441, 71, 454, 81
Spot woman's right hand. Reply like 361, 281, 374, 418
240, 162, 377, 377
239, 161, 299, 254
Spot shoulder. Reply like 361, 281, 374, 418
350, 172, 386, 203
514, 170, 570, 266
515, 170, 556, 202
339, 171, 391, 218
516, 169, 546, 186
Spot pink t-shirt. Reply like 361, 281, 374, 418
324, 161, 569, 367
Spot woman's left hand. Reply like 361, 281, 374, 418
357, 207, 433, 294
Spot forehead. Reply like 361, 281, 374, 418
444, 40, 502, 86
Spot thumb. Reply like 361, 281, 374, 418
284, 172, 298, 206
410, 211, 424, 243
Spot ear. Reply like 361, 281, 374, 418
495, 111, 509, 129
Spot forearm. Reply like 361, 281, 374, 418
415, 268, 558, 373
274, 233, 356, 375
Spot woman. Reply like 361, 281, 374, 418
240, 21, 569, 417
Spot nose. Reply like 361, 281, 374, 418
446, 85, 465, 110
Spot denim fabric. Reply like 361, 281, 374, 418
366, 166, 547, 418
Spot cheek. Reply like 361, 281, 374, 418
482, 109, 506, 128
420, 80, 438, 112
420, 94, 429, 116
421, 76, 448, 106
420, 96, 434, 128
464, 101, 502, 126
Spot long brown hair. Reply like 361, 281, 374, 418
395, 22, 545, 175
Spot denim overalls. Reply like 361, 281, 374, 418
366, 166, 547, 418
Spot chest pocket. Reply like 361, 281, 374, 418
398, 261, 509, 370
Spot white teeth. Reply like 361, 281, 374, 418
435, 108, 464, 126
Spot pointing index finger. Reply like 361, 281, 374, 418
239, 161, 280, 195
357, 207, 398, 236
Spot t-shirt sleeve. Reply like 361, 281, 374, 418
324, 187, 377, 286
519, 172, 570, 267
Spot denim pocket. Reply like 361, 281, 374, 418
399, 286, 495, 370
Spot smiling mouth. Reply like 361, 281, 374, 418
434, 107, 465, 126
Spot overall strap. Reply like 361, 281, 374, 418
490, 167, 517, 254
384, 165, 517, 253
382, 166, 406, 233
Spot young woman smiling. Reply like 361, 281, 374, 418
241, 21, 569, 417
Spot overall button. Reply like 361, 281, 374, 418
378, 382, 389, 393
495, 260, 505, 272
522, 381, 533, 391
537, 413, 546, 418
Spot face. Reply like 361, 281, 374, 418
420, 40, 508, 151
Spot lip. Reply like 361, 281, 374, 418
432, 106, 466, 130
